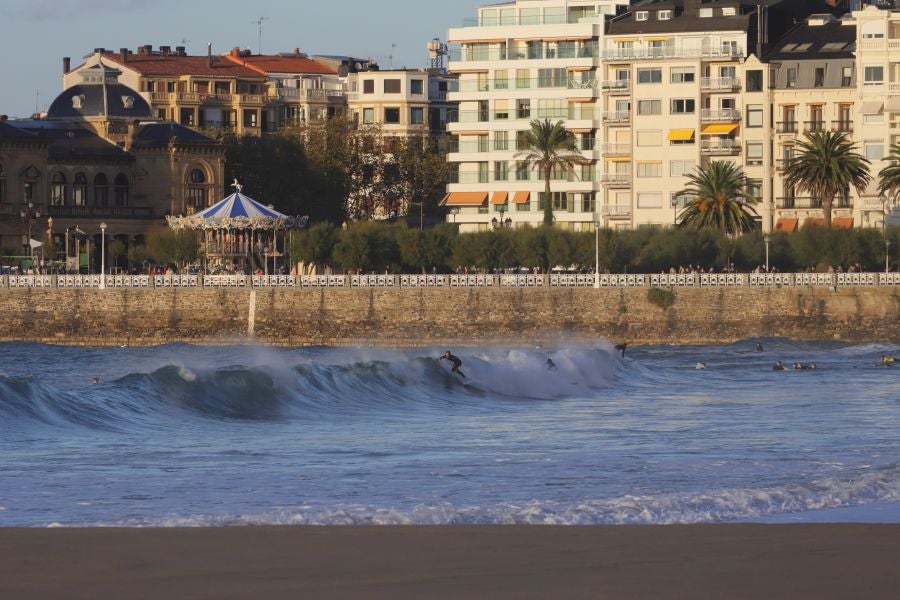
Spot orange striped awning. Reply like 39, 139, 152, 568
442, 192, 488, 207
491, 192, 509, 205
804, 217, 825, 228
833, 217, 854, 229
513, 191, 531, 204
774, 218, 798, 233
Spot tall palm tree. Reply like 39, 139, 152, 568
877, 143, 900, 209
783, 130, 871, 229
516, 119, 582, 226
676, 160, 759, 235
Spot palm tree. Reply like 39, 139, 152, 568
877, 143, 900, 211
676, 160, 759, 235
783, 130, 871, 229
516, 119, 583, 226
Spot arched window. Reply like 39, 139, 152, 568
94, 174, 109, 207
0, 162, 6, 205
51, 172, 67, 206
73, 173, 88, 207
114, 173, 130, 207
185, 167, 209, 213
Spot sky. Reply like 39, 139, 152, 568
0, 0, 483, 118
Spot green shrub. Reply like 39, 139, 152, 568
647, 287, 676, 311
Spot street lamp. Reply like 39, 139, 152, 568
20, 201, 41, 266
764, 233, 771, 273
99, 222, 107, 289
594, 221, 601, 289
887, 239, 892, 274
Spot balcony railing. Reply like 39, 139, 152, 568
776, 121, 798, 134
449, 172, 491, 184
599, 46, 745, 61
602, 204, 632, 217
46, 206, 155, 219
276, 88, 345, 101
449, 46, 598, 63
803, 120, 827, 133
600, 80, 631, 94
461, 14, 604, 27
776, 197, 853, 210
601, 111, 630, 124
600, 143, 631, 156
451, 77, 599, 93
700, 140, 740, 155
601, 174, 631, 187
447, 140, 491, 153
775, 158, 793, 172
701, 108, 741, 122
700, 77, 741, 91
449, 107, 600, 124
832, 120, 853, 133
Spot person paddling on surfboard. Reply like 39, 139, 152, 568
440, 351, 466, 378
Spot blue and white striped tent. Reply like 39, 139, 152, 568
167, 187, 308, 231
192, 192, 285, 221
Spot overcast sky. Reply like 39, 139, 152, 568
0, 0, 482, 118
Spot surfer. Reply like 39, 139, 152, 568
546, 358, 557, 372
773, 361, 785, 371
695, 362, 707, 370
614, 343, 627, 358
756, 343, 764, 352
882, 355, 896, 366
440, 351, 466, 378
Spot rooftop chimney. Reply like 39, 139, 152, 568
208, 43, 213, 68
175, 46, 186, 56
63, 56, 71, 74
294, 48, 301, 56
120, 48, 129, 63
231, 47, 241, 58
140, 44, 152, 55
160, 45, 171, 56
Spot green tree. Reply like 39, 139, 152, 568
676, 161, 759, 235
516, 119, 582, 226
107, 239, 127, 271
288, 222, 338, 269
333, 222, 401, 273
877, 143, 900, 228
783, 130, 871, 229
146, 226, 199, 268
394, 132, 451, 224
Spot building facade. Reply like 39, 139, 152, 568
445, 0, 630, 233
347, 69, 456, 136
1, 63, 224, 268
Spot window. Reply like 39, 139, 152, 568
384, 79, 401, 94
537, 68, 567, 88
114, 174, 129, 207
94, 174, 108, 207
637, 192, 662, 208
410, 107, 424, 124
722, 7, 736, 16
671, 192, 692, 209
670, 160, 694, 177
517, 99, 531, 119
538, 192, 568, 210
841, 67, 853, 87
384, 108, 400, 124
636, 130, 662, 146
516, 162, 530, 181
699, 8, 713, 17
635, 11, 648, 21
495, 131, 509, 151
670, 67, 695, 83
637, 100, 661, 115
243, 110, 257, 127
864, 113, 885, 125
746, 179, 762, 203
494, 70, 508, 90
410, 79, 423, 95
636, 162, 661, 178
186, 168, 207, 211
494, 161, 509, 181
582, 192, 596, 213
363, 80, 374, 94
746, 70, 763, 92
746, 142, 764, 166
637, 68, 662, 84
747, 105, 763, 128
864, 66, 884, 85
814, 67, 825, 88
786, 68, 796, 88
671, 99, 695, 114
362, 108, 375, 124
581, 163, 596, 182
73, 173, 87, 207
658, 10, 672, 20
51, 172, 66, 206
865, 142, 884, 161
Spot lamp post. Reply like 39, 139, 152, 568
19, 201, 41, 267
887, 239, 892, 274
99, 222, 107, 289
764, 233, 771, 273
594, 221, 601, 289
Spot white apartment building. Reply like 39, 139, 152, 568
347, 69, 456, 137
445, 0, 630, 233
851, 4, 900, 229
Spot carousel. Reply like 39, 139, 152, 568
166, 181, 308, 274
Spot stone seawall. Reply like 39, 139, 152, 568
0, 287, 897, 347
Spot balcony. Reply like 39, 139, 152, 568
600, 80, 631, 94
601, 111, 630, 125
832, 120, 853, 133
602, 204, 632, 218
775, 159, 792, 172
776, 121, 798, 134
600, 46, 745, 61
701, 108, 741, 122
276, 88, 345, 102
777, 197, 852, 210
447, 140, 491, 153
461, 14, 604, 27
449, 172, 490, 184
701, 140, 740, 155
700, 77, 741, 91
600, 143, 631, 156
601, 174, 631, 188
46, 206, 155, 219
803, 120, 827, 133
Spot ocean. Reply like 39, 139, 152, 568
0, 340, 898, 527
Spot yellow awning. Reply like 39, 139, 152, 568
513, 191, 531, 204
606, 157, 631, 163
491, 192, 509, 205
614, 38, 637, 43
668, 128, 696, 141
443, 192, 488, 207
702, 124, 739, 135
644, 37, 671, 42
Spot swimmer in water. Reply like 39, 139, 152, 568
696, 362, 707, 370
773, 361, 785, 371
92, 376, 100, 385
440, 351, 466, 378
756, 343, 764, 352
546, 358, 557, 371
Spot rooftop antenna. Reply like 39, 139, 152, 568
387, 42, 397, 69
252, 16, 268, 55
180, 38, 191, 47
427, 38, 449, 71
35, 90, 39, 114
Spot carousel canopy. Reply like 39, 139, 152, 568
167, 185, 308, 231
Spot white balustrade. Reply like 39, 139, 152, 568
500, 274, 544, 287
836, 273, 878, 287
450, 275, 493, 287
795, 273, 835, 287
350, 275, 395, 287
400, 275, 447, 287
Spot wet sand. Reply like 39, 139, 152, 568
2, 525, 898, 600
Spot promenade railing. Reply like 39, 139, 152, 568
0, 273, 898, 289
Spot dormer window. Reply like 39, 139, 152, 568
72, 94, 85, 109
699, 8, 713, 18
658, 10, 672, 20
121, 96, 135, 109
635, 11, 648, 21
722, 7, 736, 16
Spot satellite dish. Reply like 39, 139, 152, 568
354, 62, 363, 70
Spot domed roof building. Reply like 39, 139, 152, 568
47, 62, 153, 120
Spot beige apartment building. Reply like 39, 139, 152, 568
347, 69, 456, 137
444, 0, 631, 233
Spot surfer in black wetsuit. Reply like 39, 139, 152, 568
546, 358, 557, 371
440, 351, 466, 378
756, 343, 764, 352
614, 343, 627, 358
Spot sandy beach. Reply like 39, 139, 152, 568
1, 525, 899, 599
